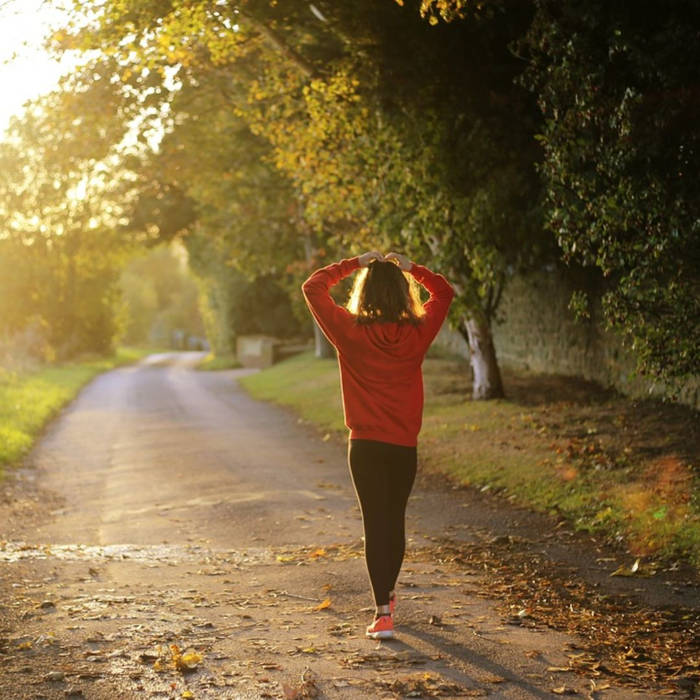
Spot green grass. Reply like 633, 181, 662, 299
241, 351, 700, 569
0, 346, 159, 477
196, 353, 242, 371
240, 352, 345, 432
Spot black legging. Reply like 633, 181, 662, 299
348, 439, 417, 607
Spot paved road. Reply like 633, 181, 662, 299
0, 353, 680, 698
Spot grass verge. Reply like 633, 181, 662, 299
240, 351, 700, 569
196, 353, 242, 371
0, 346, 159, 477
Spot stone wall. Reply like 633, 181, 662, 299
436, 265, 699, 409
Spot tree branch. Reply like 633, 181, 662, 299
238, 9, 318, 79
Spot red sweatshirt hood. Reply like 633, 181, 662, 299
364, 322, 414, 355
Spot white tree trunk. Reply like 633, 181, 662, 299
464, 316, 504, 400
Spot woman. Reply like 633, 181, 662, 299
302, 250, 454, 639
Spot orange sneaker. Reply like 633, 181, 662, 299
366, 614, 394, 639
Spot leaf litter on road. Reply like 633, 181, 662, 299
412, 537, 700, 694
374, 671, 485, 697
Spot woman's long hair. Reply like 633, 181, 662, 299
346, 260, 425, 324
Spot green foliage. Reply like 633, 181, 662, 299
521, 1, 700, 385
47, 0, 551, 388
119, 243, 204, 346
0, 80, 135, 359
34, 0, 697, 395
196, 354, 241, 371
186, 234, 245, 356
234, 275, 304, 338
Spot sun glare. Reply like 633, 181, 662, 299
0, 0, 79, 136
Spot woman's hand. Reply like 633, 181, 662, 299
358, 251, 385, 267
384, 251, 412, 271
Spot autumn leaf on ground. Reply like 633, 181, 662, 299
610, 558, 653, 577
314, 597, 331, 611
170, 644, 203, 672
282, 667, 319, 698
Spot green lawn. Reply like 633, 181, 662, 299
0, 347, 158, 477
195, 353, 241, 371
241, 351, 700, 569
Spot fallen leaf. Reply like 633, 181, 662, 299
314, 597, 331, 611
610, 558, 648, 577
44, 671, 65, 682
484, 674, 505, 683
178, 649, 203, 671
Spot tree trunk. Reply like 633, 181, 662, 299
313, 321, 335, 359
463, 315, 504, 400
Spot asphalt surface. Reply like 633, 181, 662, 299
0, 352, 687, 699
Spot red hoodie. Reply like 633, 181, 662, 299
302, 256, 455, 447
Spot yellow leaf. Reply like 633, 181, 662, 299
175, 648, 203, 672
314, 597, 331, 611
610, 558, 644, 577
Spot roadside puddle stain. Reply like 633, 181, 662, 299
0, 542, 275, 565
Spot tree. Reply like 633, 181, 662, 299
521, 0, 700, 387
0, 79, 134, 358
119, 243, 204, 346
49, 0, 554, 396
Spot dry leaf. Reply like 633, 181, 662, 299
314, 597, 331, 611
170, 644, 203, 672
610, 558, 644, 577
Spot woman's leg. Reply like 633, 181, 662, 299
385, 446, 417, 595
348, 439, 417, 609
